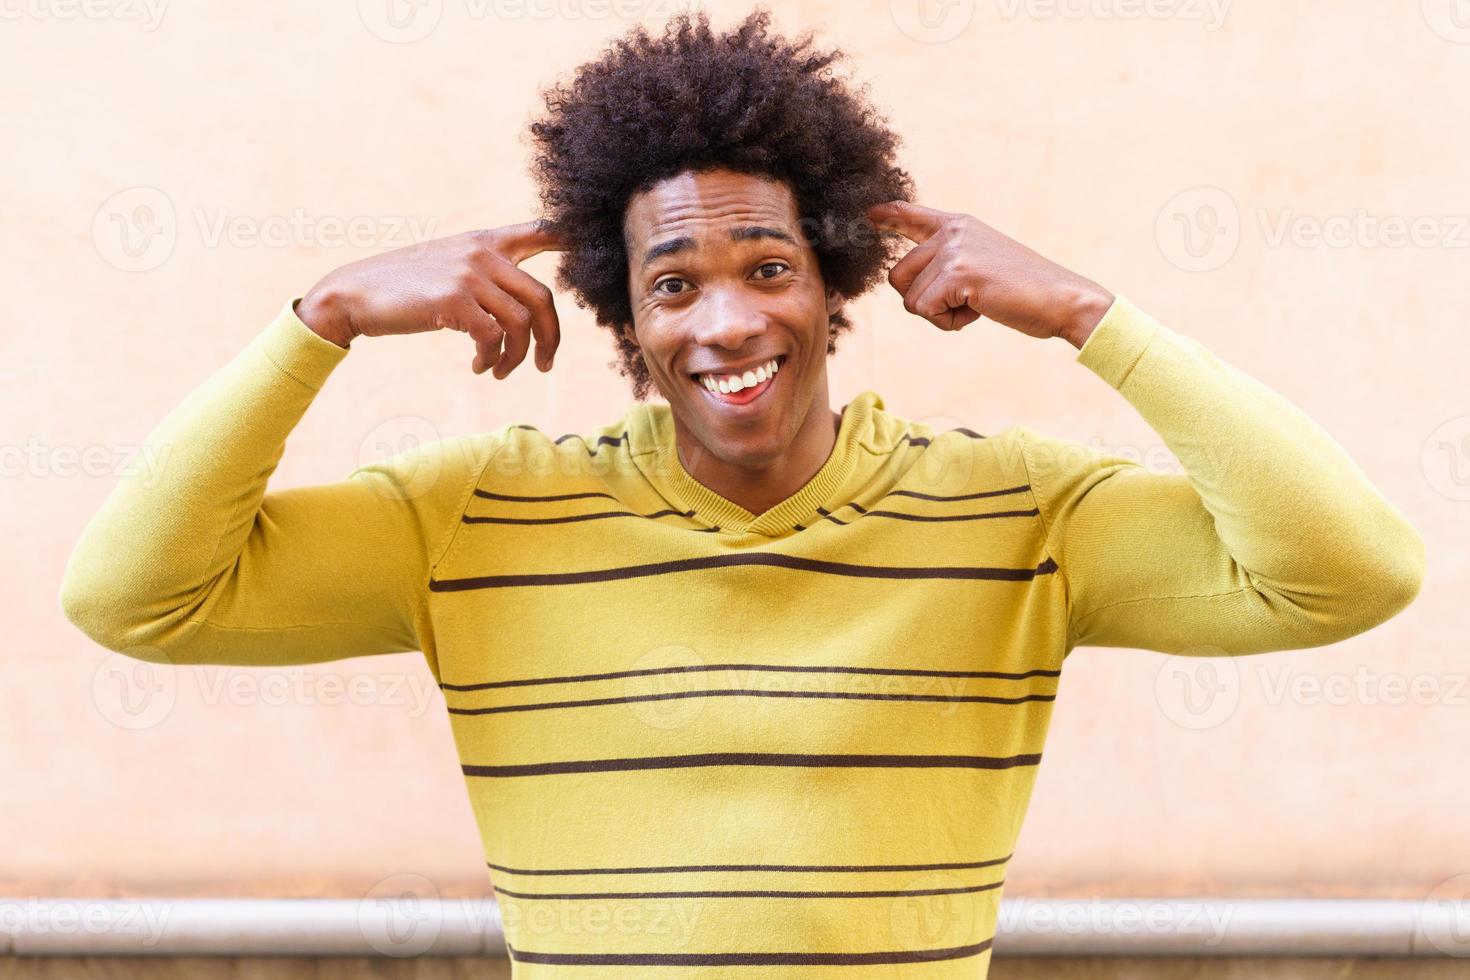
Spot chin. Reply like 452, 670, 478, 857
698, 427, 788, 469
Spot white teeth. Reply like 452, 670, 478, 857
698, 358, 781, 395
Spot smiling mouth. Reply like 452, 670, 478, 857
690, 356, 786, 407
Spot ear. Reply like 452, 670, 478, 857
619, 321, 637, 346
825, 288, 843, 317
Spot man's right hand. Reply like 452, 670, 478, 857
295, 222, 564, 378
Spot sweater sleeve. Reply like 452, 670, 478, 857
58, 299, 497, 680
1015, 294, 1426, 657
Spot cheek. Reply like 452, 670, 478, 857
628, 312, 681, 371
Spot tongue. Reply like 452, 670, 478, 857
717, 376, 769, 404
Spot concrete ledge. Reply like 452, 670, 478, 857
1, 898, 1466, 957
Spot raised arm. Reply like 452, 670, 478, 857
1016, 296, 1424, 654
57, 300, 494, 674
59, 223, 564, 676
866, 199, 1425, 655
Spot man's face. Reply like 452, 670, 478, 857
622, 168, 841, 471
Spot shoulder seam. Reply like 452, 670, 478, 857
1014, 427, 1077, 646
429, 430, 505, 577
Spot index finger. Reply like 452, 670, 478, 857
497, 219, 565, 265
866, 200, 947, 245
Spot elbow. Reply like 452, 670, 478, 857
1362, 518, 1426, 624
58, 559, 127, 654
59, 557, 177, 663
1317, 517, 1427, 643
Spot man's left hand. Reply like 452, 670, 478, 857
867, 200, 1115, 349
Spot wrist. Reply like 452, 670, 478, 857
295, 288, 357, 349
1056, 282, 1114, 350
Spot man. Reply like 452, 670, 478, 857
61, 10, 1424, 976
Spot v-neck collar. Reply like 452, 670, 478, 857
628, 391, 885, 537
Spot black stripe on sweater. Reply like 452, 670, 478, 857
486, 853, 1013, 876
441, 663, 1061, 693
430, 554, 1058, 591
492, 878, 1005, 900
462, 508, 694, 526
447, 689, 1056, 716
505, 938, 993, 967
461, 752, 1042, 778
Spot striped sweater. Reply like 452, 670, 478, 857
60, 294, 1425, 976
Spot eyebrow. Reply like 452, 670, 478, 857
640, 225, 798, 269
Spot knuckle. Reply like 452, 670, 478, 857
431, 308, 461, 333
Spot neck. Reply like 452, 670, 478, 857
673, 388, 842, 517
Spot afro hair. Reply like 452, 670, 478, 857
528, 7, 915, 399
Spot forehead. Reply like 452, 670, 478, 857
623, 169, 801, 248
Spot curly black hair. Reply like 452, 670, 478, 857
527, 7, 915, 400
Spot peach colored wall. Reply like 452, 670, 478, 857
4, 0, 1465, 905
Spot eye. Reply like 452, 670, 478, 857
755, 262, 789, 280
653, 276, 690, 296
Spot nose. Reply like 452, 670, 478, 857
692, 283, 768, 351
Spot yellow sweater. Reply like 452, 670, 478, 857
60, 294, 1424, 976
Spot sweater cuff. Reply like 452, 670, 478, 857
260, 297, 350, 391
1074, 293, 1161, 390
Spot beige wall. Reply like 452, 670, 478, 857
3, 0, 1465, 905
